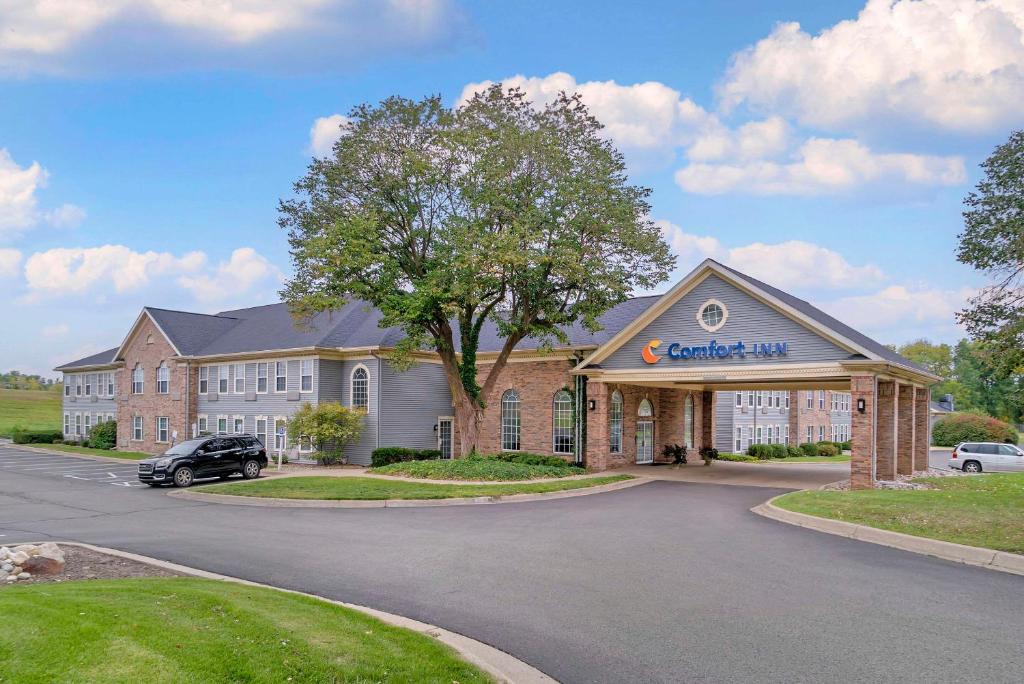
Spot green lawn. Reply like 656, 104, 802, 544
765, 454, 851, 464
203, 474, 632, 500
0, 578, 490, 683
0, 388, 61, 437
26, 442, 151, 460
371, 456, 583, 481
775, 472, 1024, 553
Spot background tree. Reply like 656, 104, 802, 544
280, 87, 674, 455
957, 130, 1024, 379
287, 402, 364, 465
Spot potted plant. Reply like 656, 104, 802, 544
662, 443, 687, 465
699, 446, 718, 466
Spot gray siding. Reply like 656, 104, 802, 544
332, 358, 380, 466
602, 274, 853, 370
62, 371, 118, 438
379, 360, 454, 455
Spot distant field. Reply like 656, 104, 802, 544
0, 388, 61, 437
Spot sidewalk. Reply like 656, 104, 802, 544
621, 460, 847, 489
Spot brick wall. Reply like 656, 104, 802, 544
876, 381, 897, 480
116, 316, 196, 455
850, 375, 875, 489
792, 390, 832, 443
914, 387, 930, 471
896, 384, 915, 475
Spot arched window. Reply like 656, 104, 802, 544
131, 364, 144, 395
638, 398, 653, 418
350, 365, 369, 410
684, 395, 694, 448
156, 363, 169, 394
553, 390, 574, 455
609, 390, 623, 454
501, 390, 520, 451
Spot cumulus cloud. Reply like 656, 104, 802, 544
718, 0, 1024, 133
177, 247, 283, 303
675, 137, 965, 196
40, 323, 69, 338
45, 203, 87, 229
0, 248, 22, 278
0, 0, 463, 75
24, 244, 206, 296
826, 284, 975, 342
0, 148, 85, 238
309, 113, 350, 157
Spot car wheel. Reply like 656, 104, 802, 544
963, 460, 982, 473
173, 466, 195, 487
242, 460, 261, 480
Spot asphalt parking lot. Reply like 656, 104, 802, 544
0, 445, 144, 488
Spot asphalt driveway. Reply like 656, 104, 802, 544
1, 445, 1022, 683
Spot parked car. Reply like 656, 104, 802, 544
138, 434, 267, 487
949, 442, 1024, 473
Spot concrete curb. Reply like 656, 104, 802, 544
22, 540, 556, 684
9, 443, 144, 464
167, 476, 651, 508
752, 495, 1024, 577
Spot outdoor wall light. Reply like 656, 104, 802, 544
433, 423, 438, 432
588, 399, 597, 411
857, 398, 866, 414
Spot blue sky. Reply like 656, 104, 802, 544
1, 0, 1020, 376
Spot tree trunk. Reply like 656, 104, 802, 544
455, 396, 482, 457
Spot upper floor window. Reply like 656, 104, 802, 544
818, 390, 825, 409
75, 377, 82, 396
351, 366, 368, 410
785, 392, 790, 409
734, 392, 742, 407
64, 381, 70, 397
300, 359, 313, 393
257, 363, 268, 393
218, 365, 229, 394
156, 363, 169, 394
199, 366, 208, 394
233, 363, 245, 394
132, 365, 144, 394
610, 390, 623, 454
501, 389, 520, 451
747, 391, 754, 407
275, 361, 287, 392
553, 390, 574, 455
84, 375, 92, 396
756, 391, 762, 408
108, 373, 114, 396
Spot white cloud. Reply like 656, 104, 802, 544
0, 248, 22, 278
24, 244, 207, 296
45, 203, 87, 229
40, 323, 69, 338
177, 247, 283, 303
686, 116, 791, 163
0, 0, 462, 75
718, 0, 1024, 133
675, 137, 965, 196
0, 149, 48, 236
309, 113, 350, 157
826, 284, 975, 342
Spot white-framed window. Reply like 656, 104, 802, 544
199, 366, 209, 394
501, 389, 521, 452
818, 425, 825, 442
233, 416, 244, 434
696, 298, 728, 333
766, 424, 773, 445
233, 363, 245, 394
756, 426, 762, 444
156, 417, 169, 443
257, 363, 268, 393
683, 394, 694, 449
75, 376, 82, 396
756, 391, 763, 408
198, 415, 208, 435
805, 391, 812, 409
64, 381, 70, 397
275, 361, 287, 392
734, 393, 742, 407
735, 427, 742, 452
747, 426, 754, 448
610, 390, 623, 454
108, 373, 115, 396
299, 435, 314, 453
747, 391, 754, 407
84, 375, 92, 396
96, 373, 104, 397
784, 424, 790, 445
63, 413, 70, 435
806, 425, 812, 443
274, 417, 287, 450
218, 365, 229, 394
217, 416, 228, 434
638, 398, 653, 418
156, 363, 169, 394
255, 417, 268, 447
300, 359, 313, 393
83, 413, 91, 437
132, 415, 143, 441
785, 392, 790, 409
818, 390, 825, 409
552, 390, 574, 455
351, 365, 369, 410
132, 365, 144, 394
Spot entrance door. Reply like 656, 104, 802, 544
636, 421, 654, 464
437, 417, 454, 459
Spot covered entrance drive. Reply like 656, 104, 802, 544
572, 259, 940, 488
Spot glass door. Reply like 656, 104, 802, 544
438, 417, 454, 459
636, 421, 654, 464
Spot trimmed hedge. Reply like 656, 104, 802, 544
370, 447, 443, 467
12, 429, 63, 445
799, 442, 819, 456
715, 452, 758, 463
488, 452, 580, 468
817, 444, 839, 457
746, 443, 787, 460
932, 413, 1018, 447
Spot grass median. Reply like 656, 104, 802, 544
0, 577, 490, 682
202, 474, 634, 500
774, 472, 1024, 554
23, 443, 151, 460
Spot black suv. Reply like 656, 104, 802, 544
138, 434, 268, 487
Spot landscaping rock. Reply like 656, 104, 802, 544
9, 551, 29, 566
17, 572, 30, 580
23, 555, 64, 575
0, 563, 13, 573
0, 543, 70, 583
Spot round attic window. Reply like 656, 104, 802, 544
697, 299, 728, 333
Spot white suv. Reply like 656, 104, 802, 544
949, 442, 1024, 473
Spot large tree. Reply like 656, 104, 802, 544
279, 87, 674, 455
957, 129, 1024, 378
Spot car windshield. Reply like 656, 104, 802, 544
162, 439, 207, 456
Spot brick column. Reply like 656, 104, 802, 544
876, 381, 897, 481
788, 390, 799, 445
850, 375, 876, 489
585, 380, 609, 471
914, 387, 930, 472
897, 384, 915, 475
701, 390, 714, 453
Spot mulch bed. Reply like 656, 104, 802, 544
0, 545, 181, 588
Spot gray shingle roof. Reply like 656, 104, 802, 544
714, 260, 930, 374
55, 347, 119, 370
144, 307, 241, 356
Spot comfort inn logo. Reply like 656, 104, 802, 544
642, 339, 662, 364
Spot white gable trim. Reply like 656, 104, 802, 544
576, 259, 879, 371
114, 309, 183, 361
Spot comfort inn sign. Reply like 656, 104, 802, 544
642, 338, 789, 364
